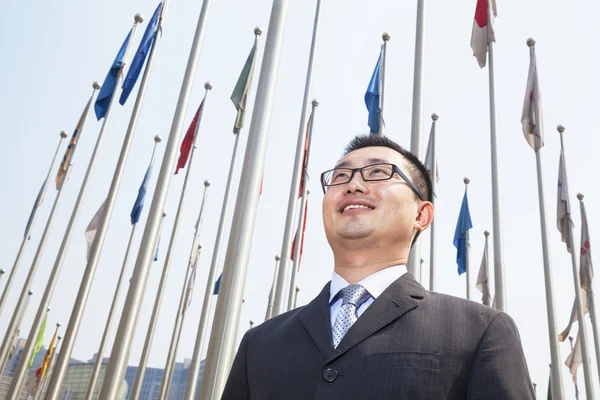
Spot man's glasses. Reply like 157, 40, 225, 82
320, 163, 424, 201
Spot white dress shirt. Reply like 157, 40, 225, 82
329, 265, 407, 328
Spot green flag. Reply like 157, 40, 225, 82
231, 36, 259, 134
29, 315, 47, 368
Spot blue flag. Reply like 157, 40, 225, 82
95, 29, 132, 120
214, 273, 222, 295
154, 239, 160, 261
130, 159, 154, 225
365, 48, 382, 134
120, 3, 162, 105
453, 190, 473, 275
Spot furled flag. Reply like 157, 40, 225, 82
56, 97, 93, 189
298, 113, 313, 198
291, 200, 309, 271
565, 330, 583, 383
470, 0, 497, 68
95, 29, 132, 120
214, 273, 222, 295
38, 325, 58, 380
231, 35, 259, 134
453, 190, 473, 275
476, 235, 491, 306
154, 238, 160, 262
424, 120, 440, 183
130, 157, 155, 224
175, 99, 204, 174
85, 200, 107, 261
120, 3, 163, 105
521, 45, 544, 151
557, 150, 572, 252
29, 315, 47, 368
24, 179, 49, 238
365, 48, 382, 134
579, 200, 593, 291
559, 289, 589, 342
184, 248, 201, 312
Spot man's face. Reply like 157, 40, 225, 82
322, 146, 421, 249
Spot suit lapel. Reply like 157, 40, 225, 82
326, 273, 426, 364
298, 282, 334, 357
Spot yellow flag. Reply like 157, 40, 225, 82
39, 326, 58, 379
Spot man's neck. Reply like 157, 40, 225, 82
333, 250, 407, 284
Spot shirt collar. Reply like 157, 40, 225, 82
329, 265, 408, 303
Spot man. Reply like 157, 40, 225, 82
223, 134, 534, 399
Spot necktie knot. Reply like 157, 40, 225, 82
339, 284, 371, 308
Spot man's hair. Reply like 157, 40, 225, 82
342, 134, 433, 245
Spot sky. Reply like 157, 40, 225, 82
0, 0, 598, 398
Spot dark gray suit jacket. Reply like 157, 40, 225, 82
222, 273, 534, 399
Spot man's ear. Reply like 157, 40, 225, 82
414, 201, 434, 232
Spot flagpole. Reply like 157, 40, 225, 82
287, 101, 319, 311
486, 0, 506, 312
428, 113, 438, 291
0, 86, 99, 379
558, 125, 594, 399
463, 178, 471, 300
378, 33, 390, 135
98, 0, 215, 394
407, 0, 426, 282
288, 188, 310, 311
128, 85, 210, 400
200, 0, 291, 396
0, 290, 33, 376
46, 18, 147, 400
271, 0, 322, 318
293, 287, 300, 309
578, 193, 600, 383
265, 255, 280, 320
157, 182, 210, 400
82, 137, 161, 400
0, 130, 67, 319
568, 336, 581, 400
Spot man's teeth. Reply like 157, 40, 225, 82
344, 204, 371, 212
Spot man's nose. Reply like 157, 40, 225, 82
346, 171, 368, 193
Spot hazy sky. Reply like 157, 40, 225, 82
1, 0, 598, 398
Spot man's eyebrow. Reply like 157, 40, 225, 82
334, 157, 391, 169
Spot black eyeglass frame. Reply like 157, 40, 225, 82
319, 163, 424, 201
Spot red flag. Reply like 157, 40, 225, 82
298, 114, 312, 198
291, 200, 309, 270
175, 100, 204, 174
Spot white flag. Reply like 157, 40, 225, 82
557, 151, 572, 252
183, 248, 201, 312
579, 200, 593, 290
559, 289, 589, 342
521, 45, 544, 151
565, 329, 583, 383
470, 0, 497, 68
424, 121, 440, 183
85, 200, 107, 261
476, 237, 491, 306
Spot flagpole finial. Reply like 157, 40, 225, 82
47, 307, 51, 312
484, 230, 490, 237
58, 336, 62, 340
204, 180, 211, 187
463, 177, 470, 185
134, 14, 144, 23
154, 135, 162, 143
275, 255, 280, 261
0, 269, 5, 275
311, 99, 319, 107
56, 322, 61, 328
557, 125, 565, 134
431, 113, 439, 121
93, 81, 101, 90
60, 130, 68, 138
527, 38, 536, 47
296, 287, 300, 293
382, 32, 391, 42
28, 290, 33, 296
204, 82, 213, 90
254, 27, 262, 36
163, 212, 167, 217
577, 193, 584, 201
